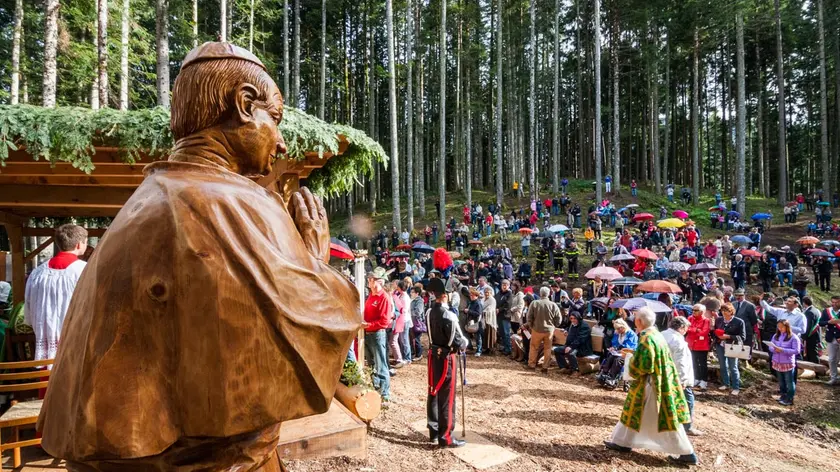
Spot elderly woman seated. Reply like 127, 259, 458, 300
596, 318, 638, 388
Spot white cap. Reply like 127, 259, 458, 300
0, 281, 10, 304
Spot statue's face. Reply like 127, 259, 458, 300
230, 82, 287, 176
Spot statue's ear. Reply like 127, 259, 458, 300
233, 83, 260, 122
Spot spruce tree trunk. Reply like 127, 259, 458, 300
611, 6, 620, 192
418, 53, 426, 217
466, 72, 472, 209
651, 30, 660, 194
663, 33, 670, 187
593, 0, 602, 201
691, 27, 700, 204
735, 12, 746, 215
192, 0, 198, 47
528, 0, 537, 199
120, 0, 130, 110
817, 0, 830, 197
774, 0, 788, 204
43, 0, 60, 108
220, 0, 227, 41
155, 0, 170, 108
319, 0, 326, 118
552, 0, 561, 194
293, 0, 301, 107
495, 0, 504, 207
249, 0, 255, 51
10, 0, 23, 105
386, 0, 401, 231
92, 18, 100, 111
406, 0, 415, 229
439, 0, 447, 231
283, 0, 290, 97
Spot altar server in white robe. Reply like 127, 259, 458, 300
25, 224, 88, 363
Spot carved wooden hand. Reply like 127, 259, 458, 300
289, 187, 330, 263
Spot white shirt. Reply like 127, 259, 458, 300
661, 328, 694, 387
24, 259, 87, 362
0, 281, 10, 304
761, 301, 807, 337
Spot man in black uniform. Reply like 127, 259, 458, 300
552, 243, 565, 277
535, 246, 548, 281
426, 278, 468, 448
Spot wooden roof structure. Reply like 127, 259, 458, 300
0, 140, 348, 303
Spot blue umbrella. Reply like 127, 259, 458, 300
412, 242, 435, 254
819, 240, 840, 247
610, 298, 672, 313
751, 213, 772, 220
817, 201, 831, 206
617, 207, 628, 213
731, 235, 752, 245
727, 211, 740, 217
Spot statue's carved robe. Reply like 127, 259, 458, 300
38, 160, 360, 469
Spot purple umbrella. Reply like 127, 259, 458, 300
688, 263, 718, 273
610, 298, 672, 313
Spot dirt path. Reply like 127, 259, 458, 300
287, 354, 840, 472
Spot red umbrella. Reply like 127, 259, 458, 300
740, 249, 762, 258
329, 238, 354, 260
834, 250, 840, 257
395, 243, 413, 251
468, 240, 484, 245
673, 210, 689, 219
631, 248, 659, 260
518, 227, 534, 234
636, 280, 683, 293
632, 213, 654, 222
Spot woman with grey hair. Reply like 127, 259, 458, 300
482, 286, 497, 355
605, 307, 697, 465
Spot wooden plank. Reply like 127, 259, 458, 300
0, 175, 143, 187
23, 237, 54, 264
0, 381, 48, 394
0, 370, 51, 382
5, 225, 25, 304
0, 359, 54, 370
0, 207, 122, 218
21, 227, 107, 238
4, 147, 160, 164
276, 400, 366, 461
0, 185, 136, 208
0, 438, 41, 452
0, 161, 147, 176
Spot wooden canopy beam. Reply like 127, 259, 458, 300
0, 185, 135, 209
0, 175, 144, 187
22, 227, 108, 238
24, 237, 54, 264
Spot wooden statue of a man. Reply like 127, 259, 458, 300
38, 42, 361, 471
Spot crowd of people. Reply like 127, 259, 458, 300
356, 186, 840, 461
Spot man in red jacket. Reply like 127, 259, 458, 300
365, 267, 395, 403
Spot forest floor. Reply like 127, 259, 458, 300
281, 352, 840, 472
8, 351, 839, 472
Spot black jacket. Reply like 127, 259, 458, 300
734, 301, 758, 345
565, 321, 593, 357
428, 301, 468, 350
819, 307, 840, 343
713, 316, 746, 346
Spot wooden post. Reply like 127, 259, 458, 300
353, 252, 367, 366
0, 251, 6, 281
5, 225, 25, 305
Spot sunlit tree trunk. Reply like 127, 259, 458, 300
10, 0, 23, 105
663, 32, 670, 187
691, 27, 699, 204
120, 0, 130, 110
192, 0, 198, 47
43, 0, 60, 107
611, 4, 620, 192
406, 0, 415, 229
495, 0, 503, 207
735, 12, 746, 215
293, 0, 301, 107
552, 0, 561, 193
156, 0, 170, 108
220, 0, 227, 41
593, 0, 602, 201
249, 0, 255, 51
774, 0, 788, 204
319, 0, 326, 118
283, 0, 289, 97
528, 0, 537, 199
439, 0, 448, 231
817, 0, 830, 197
386, 0, 401, 231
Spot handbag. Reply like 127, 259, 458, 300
724, 342, 751, 360
465, 319, 480, 334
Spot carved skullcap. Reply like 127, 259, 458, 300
181, 42, 266, 71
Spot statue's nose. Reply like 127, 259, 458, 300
276, 133, 287, 156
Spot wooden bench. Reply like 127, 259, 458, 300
0, 358, 52, 469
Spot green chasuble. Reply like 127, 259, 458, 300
619, 328, 690, 432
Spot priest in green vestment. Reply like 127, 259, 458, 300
604, 307, 698, 466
